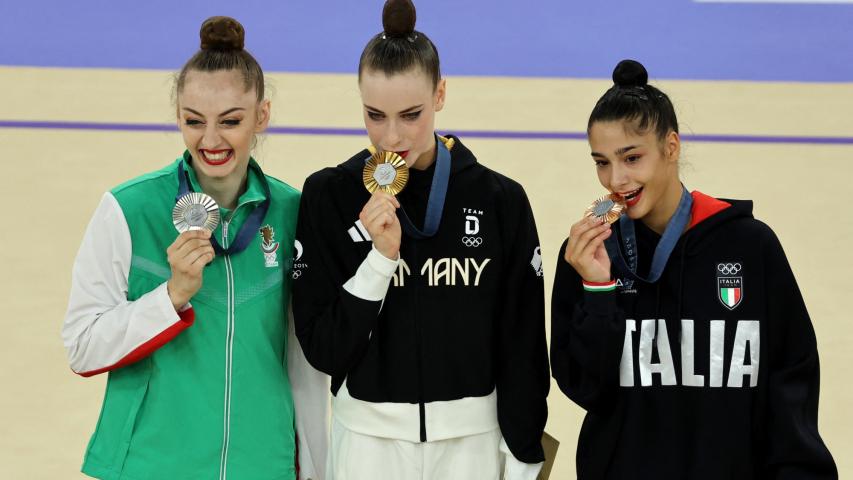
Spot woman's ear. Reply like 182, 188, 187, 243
664, 130, 681, 163
434, 78, 447, 112
255, 99, 271, 133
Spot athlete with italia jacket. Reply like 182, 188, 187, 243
551, 59, 837, 479
291, 1, 549, 479
62, 17, 328, 480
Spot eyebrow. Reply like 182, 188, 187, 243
182, 107, 246, 117
591, 145, 641, 158
616, 145, 640, 156
364, 104, 424, 114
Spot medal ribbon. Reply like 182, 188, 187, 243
604, 187, 692, 283
176, 159, 270, 256
383, 137, 451, 240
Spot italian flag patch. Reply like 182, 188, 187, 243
717, 276, 743, 310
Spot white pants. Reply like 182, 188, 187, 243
328, 417, 503, 480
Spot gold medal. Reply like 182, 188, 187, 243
585, 193, 626, 224
363, 150, 409, 195
173, 192, 220, 233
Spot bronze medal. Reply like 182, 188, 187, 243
585, 193, 626, 224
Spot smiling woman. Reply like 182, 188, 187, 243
551, 59, 838, 479
177, 69, 270, 209
174, 17, 270, 210
60, 15, 328, 480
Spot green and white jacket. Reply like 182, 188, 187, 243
62, 154, 328, 480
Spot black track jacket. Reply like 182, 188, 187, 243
551, 192, 837, 479
293, 136, 549, 464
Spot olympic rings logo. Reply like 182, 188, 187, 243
717, 263, 742, 275
292, 270, 303, 279
462, 236, 483, 247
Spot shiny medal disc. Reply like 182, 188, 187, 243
173, 192, 220, 233
363, 150, 409, 195
585, 194, 626, 224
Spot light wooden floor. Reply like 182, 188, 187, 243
2, 66, 850, 478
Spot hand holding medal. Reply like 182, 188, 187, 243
358, 136, 454, 259
167, 192, 219, 310
360, 149, 407, 259
564, 193, 624, 283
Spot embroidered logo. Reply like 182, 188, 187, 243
294, 239, 303, 261
462, 212, 483, 247
465, 215, 480, 235
530, 247, 544, 277
462, 236, 483, 247
717, 262, 743, 310
259, 225, 279, 268
292, 239, 307, 279
616, 278, 637, 294
347, 220, 371, 243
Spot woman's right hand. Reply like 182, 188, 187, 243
565, 216, 613, 283
360, 191, 402, 260
166, 230, 215, 310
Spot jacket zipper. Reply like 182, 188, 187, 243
219, 215, 236, 480
413, 242, 427, 442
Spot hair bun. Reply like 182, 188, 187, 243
612, 59, 648, 88
200, 16, 245, 51
382, 0, 417, 37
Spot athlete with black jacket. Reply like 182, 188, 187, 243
292, 1, 549, 479
551, 59, 837, 479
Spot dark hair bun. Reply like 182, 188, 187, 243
382, 0, 417, 37
200, 16, 245, 51
612, 59, 648, 87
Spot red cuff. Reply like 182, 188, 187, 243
77, 308, 195, 377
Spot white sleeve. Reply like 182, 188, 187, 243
61, 192, 192, 376
342, 246, 398, 301
288, 302, 330, 480
501, 437, 543, 480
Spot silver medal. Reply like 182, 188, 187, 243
173, 192, 220, 233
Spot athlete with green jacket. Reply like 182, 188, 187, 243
62, 17, 328, 480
